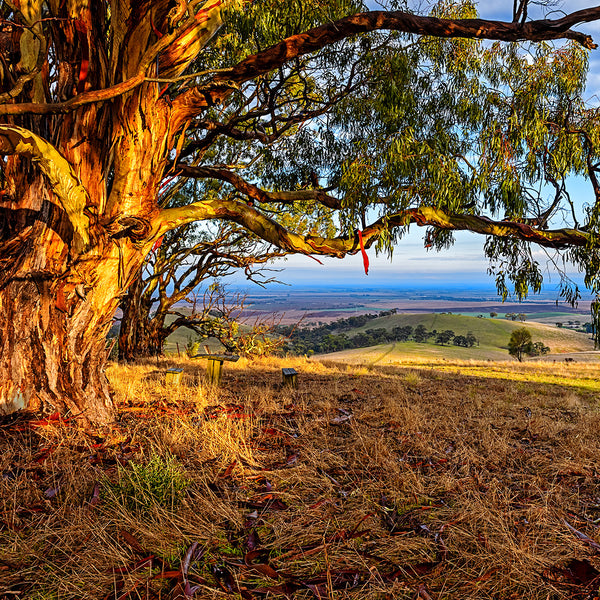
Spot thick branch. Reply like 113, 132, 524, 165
0, 0, 225, 116
404, 207, 591, 250
0, 125, 90, 251
156, 200, 592, 260
0, 74, 146, 116
175, 164, 343, 209
174, 7, 600, 115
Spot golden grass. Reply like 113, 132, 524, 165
1, 355, 600, 599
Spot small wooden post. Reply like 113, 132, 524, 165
282, 367, 298, 389
189, 353, 239, 386
165, 368, 183, 386
206, 358, 224, 385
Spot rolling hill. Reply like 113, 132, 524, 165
317, 312, 596, 363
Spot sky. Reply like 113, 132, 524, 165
232, 1, 600, 294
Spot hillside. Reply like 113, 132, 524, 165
3, 356, 600, 599
316, 312, 595, 363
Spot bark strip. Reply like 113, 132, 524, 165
0, 125, 91, 252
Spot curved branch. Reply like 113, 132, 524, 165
0, 125, 90, 251
155, 199, 592, 260
0, 74, 145, 116
404, 207, 591, 249
174, 7, 600, 116
175, 164, 343, 209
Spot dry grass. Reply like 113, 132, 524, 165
2, 355, 600, 599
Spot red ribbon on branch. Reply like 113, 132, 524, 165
152, 236, 164, 252
358, 230, 369, 275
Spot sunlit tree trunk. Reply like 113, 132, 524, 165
0, 85, 169, 427
0, 261, 120, 427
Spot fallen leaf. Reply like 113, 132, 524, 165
245, 494, 289, 511
119, 530, 145, 554
246, 529, 260, 551
182, 541, 204, 582
34, 446, 56, 463
219, 460, 237, 478
110, 556, 155, 574
545, 558, 600, 586
43, 484, 61, 499
330, 414, 353, 425
88, 483, 100, 506
416, 583, 434, 599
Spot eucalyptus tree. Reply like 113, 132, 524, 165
118, 216, 283, 361
1, 0, 600, 428
508, 327, 533, 361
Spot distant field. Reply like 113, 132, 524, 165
318, 312, 595, 363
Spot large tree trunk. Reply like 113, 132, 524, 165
0, 151, 156, 428
119, 274, 168, 361
0, 57, 173, 425
0, 218, 152, 429
0, 279, 116, 427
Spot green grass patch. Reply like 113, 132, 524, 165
103, 454, 189, 518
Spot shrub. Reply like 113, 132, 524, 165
103, 454, 189, 518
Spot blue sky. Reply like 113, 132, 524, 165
235, 2, 600, 292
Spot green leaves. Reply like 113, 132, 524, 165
167, 0, 600, 334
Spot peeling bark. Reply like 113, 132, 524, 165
0, 282, 113, 426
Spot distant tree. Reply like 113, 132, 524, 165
350, 332, 371, 348
556, 322, 564, 328
505, 313, 518, 321
508, 328, 533, 362
392, 325, 413, 342
365, 328, 390, 344
465, 332, 478, 347
518, 313, 527, 322
529, 341, 550, 356
413, 324, 429, 343
453, 335, 467, 347
490, 312, 498, 318
436, 330, 455, 346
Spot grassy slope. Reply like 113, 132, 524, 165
321, 313, 595, 362
163, 310, 594, 356
3, 356, 600, 599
